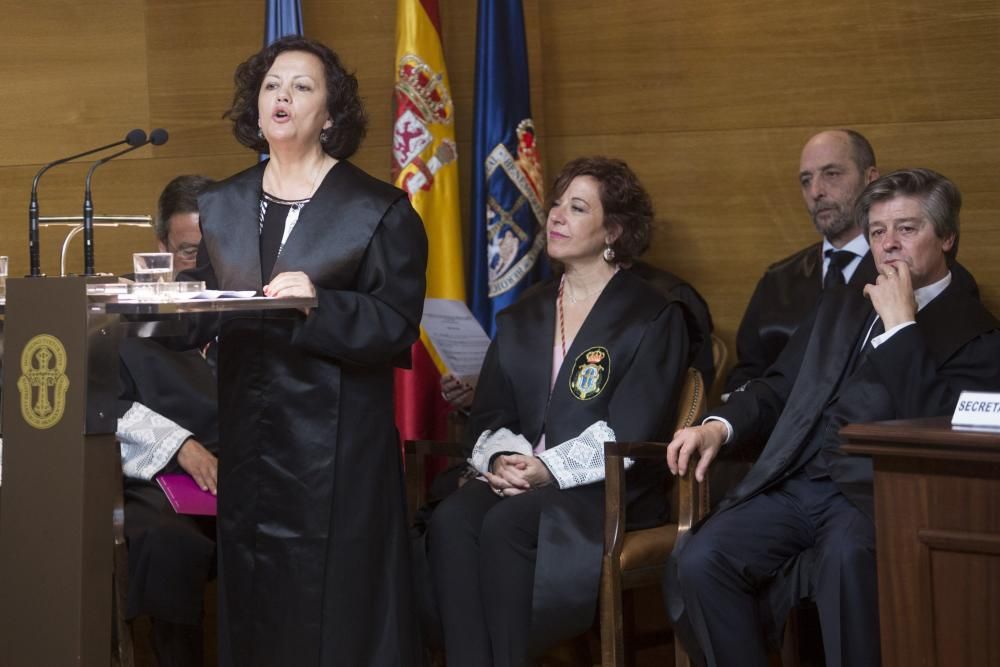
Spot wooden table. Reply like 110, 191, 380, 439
841, 417, 1000, 667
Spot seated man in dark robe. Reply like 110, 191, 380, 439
725, 129, 881, 396
663, 168, 1000, 667
117, 174, 218, 667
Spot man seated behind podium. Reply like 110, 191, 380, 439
117, 174, 218, 667
663, 168, 1000, 667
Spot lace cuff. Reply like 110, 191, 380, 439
117, 402, 193, 480
537, 421, 633, 489
467, 428, 534, 474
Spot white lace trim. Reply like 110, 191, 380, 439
117, 402, 193, 480
467, 427, 534, 474
537, 420, 633, 489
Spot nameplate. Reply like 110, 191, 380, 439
952, 391, 1000, 430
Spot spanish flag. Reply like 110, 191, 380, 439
392, 0, 464, 442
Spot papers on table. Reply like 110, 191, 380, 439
421, 298, 491, 379
185, 290, 257, 300
114, 289, 257, 302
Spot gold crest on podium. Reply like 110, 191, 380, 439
16, 333, 70, 429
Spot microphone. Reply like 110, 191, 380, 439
27, 129, 146, 277
81, 129, 169, 275
149, 128, 169, 146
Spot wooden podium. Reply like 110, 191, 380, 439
841, 417, 1000, 667
0, 277, 314, 666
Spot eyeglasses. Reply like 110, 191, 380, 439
168, 244, 199, 262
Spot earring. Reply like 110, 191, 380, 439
319, 129, 329, 144
257, 127, 264, 139
603, 245, 616, 262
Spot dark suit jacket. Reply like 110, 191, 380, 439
668, 265, 1000, 659
725, 243, 875, 393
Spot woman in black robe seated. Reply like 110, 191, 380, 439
184, 37, 427, 666
428, 156, 693, 665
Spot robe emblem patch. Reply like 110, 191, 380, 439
569, 346, 610, 401
17, 333, 70, 430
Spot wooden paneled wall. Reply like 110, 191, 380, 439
2, 0, 997, 365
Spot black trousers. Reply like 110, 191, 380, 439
671, 472, 879, 667
124, 478, 216, 666
428, 479, 554, 667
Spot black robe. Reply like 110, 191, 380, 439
667, 266, 1000, 658
467, 268, 693, 649
725, 243, 875, 393
629, 261, 715, 385
188, 160, 428, 666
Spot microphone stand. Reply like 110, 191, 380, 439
28, 129, 145, 277
82, 129, 167, 276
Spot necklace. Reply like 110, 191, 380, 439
564, 279, 596, 305
266, 156, 328, 200
558, 268, 620, 356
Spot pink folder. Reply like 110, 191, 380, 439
156, 473, 218, 516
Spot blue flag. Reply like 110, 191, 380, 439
265, 0, 303, 45
262, 0, 303, 160
469, 0, 547, 337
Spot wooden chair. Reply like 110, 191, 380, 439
599, 367, 707, 667
710, 333, 728, 390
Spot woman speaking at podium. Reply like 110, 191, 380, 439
183, 36, 426, 666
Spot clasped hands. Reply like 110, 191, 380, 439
485, 454, 553, 497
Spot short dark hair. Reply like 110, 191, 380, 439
855, 167, 961, 260
548, 156, 654, 266
840, 129, 877, 173
154, 174, 216, 243
224, 36, 367, 159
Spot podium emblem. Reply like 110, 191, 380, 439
16, 333, 70, 429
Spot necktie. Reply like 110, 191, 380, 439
823, 249, 855, 289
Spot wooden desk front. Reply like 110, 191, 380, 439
841, 417, 1000, 667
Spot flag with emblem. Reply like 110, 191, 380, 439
469, 0, 546, 336
392, 0, 465, 442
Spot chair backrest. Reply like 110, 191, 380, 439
710, 334, 728, 388
674, 368, 708, 532
674, 367, 706, 431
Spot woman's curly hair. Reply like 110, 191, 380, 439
548, 156, 654, 265
224, 36, 368, 159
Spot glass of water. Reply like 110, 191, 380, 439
133, 252, 173, 283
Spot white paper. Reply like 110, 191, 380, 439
184, 290, 257, 300
421, 298, 491, 379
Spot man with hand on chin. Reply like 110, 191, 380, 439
663, 168, 1000, 667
